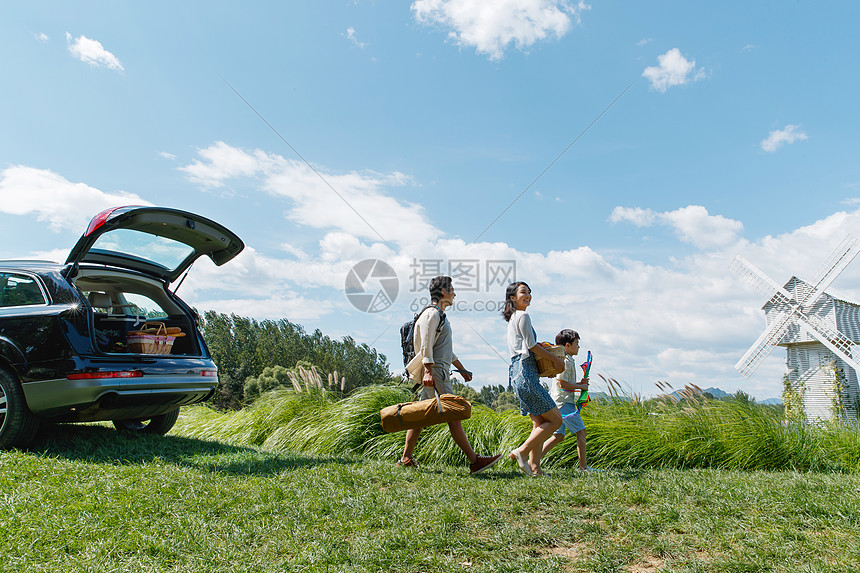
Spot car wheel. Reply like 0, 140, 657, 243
112, 408, 180, 436
0, 368, 40, 449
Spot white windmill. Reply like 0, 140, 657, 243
730, 235, 860, 423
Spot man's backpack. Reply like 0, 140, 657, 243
400, 305, 446, 370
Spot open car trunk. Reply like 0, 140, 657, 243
74, 268, 203, 356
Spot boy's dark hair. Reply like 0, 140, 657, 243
555, 329, 580, 346
428, 275, 453, 303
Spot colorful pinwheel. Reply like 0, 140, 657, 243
577, 350, 592, 412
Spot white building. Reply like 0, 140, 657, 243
766, 277, 860, 423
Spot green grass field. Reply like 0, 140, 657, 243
3, 389, 860, 572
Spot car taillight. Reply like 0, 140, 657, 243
66, 370, 144, 380
85, 207, 124, 236
200, 370, 217, 377
84, 205, 144, 236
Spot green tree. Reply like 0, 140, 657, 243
492, 391, 519, 412
479, 384, 507, 407
243, 365, 293, 403
451, 380, 481, 404
199, 311, 393, 409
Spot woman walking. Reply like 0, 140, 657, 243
504, 281, 564, 477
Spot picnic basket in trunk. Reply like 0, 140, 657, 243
126, 322, 183, 355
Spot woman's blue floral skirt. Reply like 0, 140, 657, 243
509, 352, 556, 417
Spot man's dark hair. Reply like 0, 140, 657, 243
555, 329, 580, 346
428, 276, 453, 303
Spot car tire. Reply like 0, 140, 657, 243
112, 408, 180, 436
0, 368, 40, 449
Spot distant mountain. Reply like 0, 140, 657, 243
591, 388, 780, 404
669, 387, 732, 400
666, 387, 781, 404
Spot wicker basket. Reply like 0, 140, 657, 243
126, 322, 180, 355
535, 343, 566, 378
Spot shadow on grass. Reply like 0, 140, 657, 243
27, 422, 358, 476
615, 467, 648, 481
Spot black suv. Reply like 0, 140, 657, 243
0, 206, 244, 448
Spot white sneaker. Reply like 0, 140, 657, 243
509, 449, 534, 477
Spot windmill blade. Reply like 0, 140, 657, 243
794, 310, 860, 375
735, 308, 795, 377
731, 254, 797, 377
800, 235, 859, 307
729, 255, 793, 300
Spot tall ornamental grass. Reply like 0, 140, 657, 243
177, 384, 860, 472
567, 392, 860, 472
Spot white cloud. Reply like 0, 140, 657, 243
345, 27, 367, 49
172, 147, 775, 394
760, 125, 808, 152
642, 48, 705, 93
610, 205, 743, 250
660, 206, 744, 249
179, 141, 276, 186
36, 33, 49, 42
0, 166, 151, 232
65, 32, 124, 71
7, 162, 859, 401
158, 151, 177, 160
180, 142, 438, 247
411, 0, 590, 60
193, 294, 335, 322
280, 242, 309, 260
557, 209, 860, 398
608, 206, 656, 227
29, 248, 68, 264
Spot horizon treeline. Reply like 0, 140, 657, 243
198, 311, 392, 409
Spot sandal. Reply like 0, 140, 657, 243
396, 457, 420, 468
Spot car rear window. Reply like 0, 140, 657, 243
89, 229, 195, 272
0, 273, 46, 307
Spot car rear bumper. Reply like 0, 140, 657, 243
22, 372, 217, 420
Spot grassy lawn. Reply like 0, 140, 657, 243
2, 419, 859, 572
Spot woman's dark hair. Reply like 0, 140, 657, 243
502, 281, 530, 322
428, 275, 453, 303
555, 329, 580, 346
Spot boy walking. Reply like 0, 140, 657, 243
540, 329, 597, 472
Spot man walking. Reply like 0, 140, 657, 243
398, 275, 501, 474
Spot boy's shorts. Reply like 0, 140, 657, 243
554, 402, 585, 435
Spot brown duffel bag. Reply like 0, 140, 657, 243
380, 384, 471, 433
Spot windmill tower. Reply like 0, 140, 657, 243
730, 235, 860, 423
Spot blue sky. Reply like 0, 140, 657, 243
2, 1, 860, 400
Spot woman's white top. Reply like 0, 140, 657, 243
507, 310, 537, 358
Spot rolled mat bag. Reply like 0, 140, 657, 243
380, 384, 471, 433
